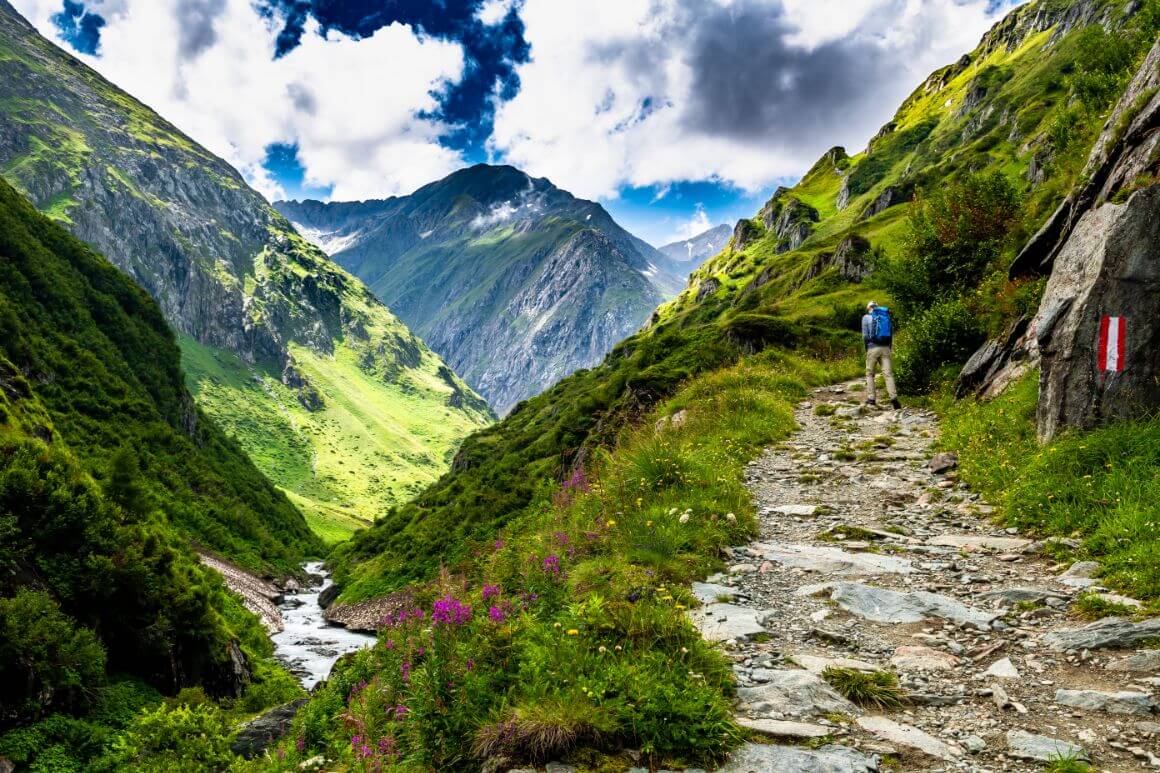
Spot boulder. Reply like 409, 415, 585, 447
1059, 560, 1100, 588
984, 657, 1021, 680
735, 669, 859, 718
1005, 729, 1087, 762
735, 717, 832, 739
1043, 616, 1160, 651
753, 542, 913, 576
861, 184, 913, 220
232, 699, 308, 758
927, 453, 957, 473
1006, 39, 1160, 439
730, 219, 762, 252
833, 235, 873, 282
718, 743, 878, 773
1055, 688, 1155, 715
955, 317, 1039, 400
890, 646, 960, 672
695, 276, 721, 302
794, 654, 882, 674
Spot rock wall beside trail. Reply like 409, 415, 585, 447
960, 38, 1160, 439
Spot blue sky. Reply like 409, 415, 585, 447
15, 0, 1022, 245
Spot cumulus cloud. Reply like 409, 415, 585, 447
489, 0, 1023, 199
671, 203, 712, 243
10, 0, 466, 200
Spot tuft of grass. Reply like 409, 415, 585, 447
814, 403, 838, 416
472, 700, 616, 763
1072, 592, 1137, 621
1045, 754, 1092, 773
821, 667, 905, 710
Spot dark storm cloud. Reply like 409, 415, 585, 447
175, 0, 226, 59
679, 0, 899, 148
256, 0, 530, 155
52, 0, 105, 54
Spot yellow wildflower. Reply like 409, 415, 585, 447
566, 629, 579, 636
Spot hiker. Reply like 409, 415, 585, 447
862, 301, 901, 410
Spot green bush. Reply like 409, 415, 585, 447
894, 298, 986, 394
103, 702, 236, 772
0, 589, 106, 722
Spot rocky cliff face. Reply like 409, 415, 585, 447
1013, 38, 1160, 440
0, 2, 492, 528
277, 165, 685, 414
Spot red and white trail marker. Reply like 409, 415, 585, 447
1098, 315, 1127, 372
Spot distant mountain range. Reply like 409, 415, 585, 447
658, 223, 732, 264
277, 165, 703, 413
0, 0, 492, 536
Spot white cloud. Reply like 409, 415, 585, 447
476, 0, 516, 26
671, 203, 712, 243
489, 0, 1024, 199
10, 0, 466, 201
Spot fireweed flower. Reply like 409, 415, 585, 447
466, 658, 475, 671
395, 705, 408, 720
494, 538, 504, 550
482, 583, 501, 601
554, 531, 569, 546
432, 596, 472, 626
488, 606, 506, 623
542, 554, 560, 576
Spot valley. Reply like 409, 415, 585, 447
0, 0, 1158, 770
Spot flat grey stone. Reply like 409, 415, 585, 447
717, 743, 878, 773
890, 645, 960, 672
1106, 649, 1160, 672
1006, 729, 1087, 762
984, 657, 1021, 680
736, 669, 859, 718
544, 764, 578, 773
856, 716, 962, 761
828, 582, 998, 629
794, 654, 881, 674
928, 534, 1031, 551
1043, 616, 1160, 651
772, 504, 822, 516
1091, 591, 1142, 608
691, 581, 738, 603
982, 586, 1068, 604
735, 717, 832, 739
688, 603, 770, 642
1055, 688, 1155, 715
1059, 560, 1100, 588
753, 542, 913, 576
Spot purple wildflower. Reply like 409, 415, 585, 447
494, 538, 504, 550
488, 605, 506, 623
401, 661, 411, 682
466, 658, 475, 671
296, 737, 305, 752
564, 467, 590, 492
384, 639, 395, 650
554, 531, 570, 546
481, 583, 501, 601
542, 554, 560, 576
431, 595, 472, 626
395, 704, 408, 720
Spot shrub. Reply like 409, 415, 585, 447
103, 702, 236, 772
0, 589, 107, 722
894, 297, 986, 394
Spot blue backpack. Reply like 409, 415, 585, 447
870, 306, 893, 345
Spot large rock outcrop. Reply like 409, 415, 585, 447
962, 38, 1160, 438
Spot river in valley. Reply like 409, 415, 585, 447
270, 561, 377, 690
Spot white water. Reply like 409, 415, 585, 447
270, 561, 377, 690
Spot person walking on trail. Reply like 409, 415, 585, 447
862, 301, 901, 410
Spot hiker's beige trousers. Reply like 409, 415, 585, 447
865, 345, 898, 400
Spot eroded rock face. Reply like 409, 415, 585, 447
966, 38, 1160, 434
731, 218, 763, 252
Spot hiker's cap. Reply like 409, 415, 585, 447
866, 301, 878, 310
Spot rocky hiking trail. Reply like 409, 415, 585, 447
692, 380, 1160, 772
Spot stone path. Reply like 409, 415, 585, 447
698, 381, 1160, 772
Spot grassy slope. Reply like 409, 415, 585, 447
0, 8, 494, 540
0, 176, 307, 767
331, 0, 1139, 602
256, 353, 859, 771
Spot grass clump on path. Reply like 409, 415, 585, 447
939, 373, 1160, 607
821, 667, 906, 710
258, 352, 857, 771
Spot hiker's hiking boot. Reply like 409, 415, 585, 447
891, 398, 902, 410
863, 399, 877, 408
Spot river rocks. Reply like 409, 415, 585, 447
735, 717, 832, 739
1043, 616, 1160, 651
688, 603, 771, 642
855, 716, 962, 761
718, 743, 878, 773
891, 646, 960, 672
1006, 729, 1088, 762
1106, 650, 1160, 672
735, 670, 859, 718
1055, 688, 1155, 715
753, 542, 913, 576
826, 582, 998, 629
232, 699, 308, 758
928, 534, 1030, 552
